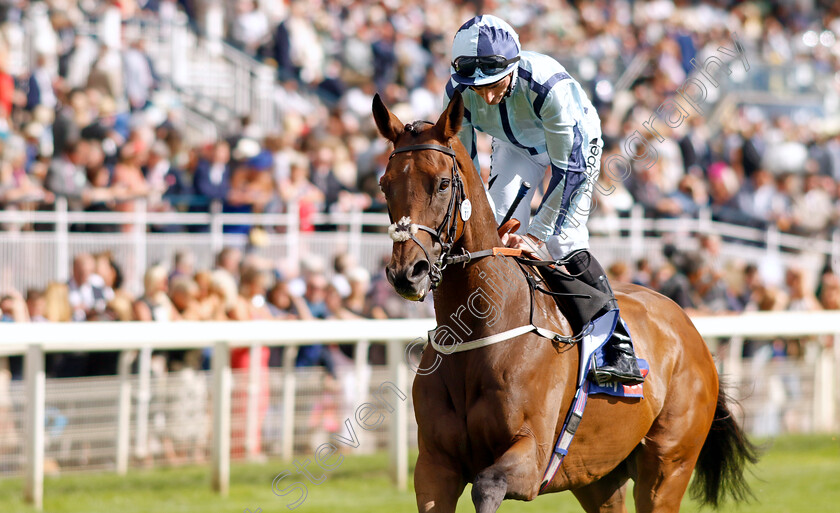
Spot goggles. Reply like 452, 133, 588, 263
451, 55, 520, 78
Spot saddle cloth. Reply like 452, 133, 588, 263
580, 309, 647, 399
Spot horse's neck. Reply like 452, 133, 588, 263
433, 255, 532, 338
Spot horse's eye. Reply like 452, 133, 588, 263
438, 179, 451, 192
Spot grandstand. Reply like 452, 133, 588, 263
0, 0, 839, 511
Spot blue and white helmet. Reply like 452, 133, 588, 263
450, 15, 521, 86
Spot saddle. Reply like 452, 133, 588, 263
496, 220, 612, 335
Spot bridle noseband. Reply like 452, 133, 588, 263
387, 141, 467, 291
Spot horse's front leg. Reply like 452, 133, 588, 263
471, 435, 543, 513
415, 450, 466, 512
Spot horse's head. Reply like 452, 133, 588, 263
373, 91, 493, 301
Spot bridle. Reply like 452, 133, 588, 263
387, 140, 467, 291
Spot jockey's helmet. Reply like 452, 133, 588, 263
450, 15, 521, 87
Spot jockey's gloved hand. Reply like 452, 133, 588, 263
502, 232, 553, 261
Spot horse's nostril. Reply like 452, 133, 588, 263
410, 260, 430, 279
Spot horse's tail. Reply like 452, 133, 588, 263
689, 382, 761, 508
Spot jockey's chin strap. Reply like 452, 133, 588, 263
388, 141, 465, 290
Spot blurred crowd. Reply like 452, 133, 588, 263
0, 1, 838, 238
610, 234, 839, 315
0, 2, 838, 367
1, 230, 837, 375
0, 245, 437, 378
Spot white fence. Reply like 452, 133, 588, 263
1, 201, 837, 296
0, 313, 838, 510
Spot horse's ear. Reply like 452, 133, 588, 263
435, 90, 464, 140
372, 93, 404, 143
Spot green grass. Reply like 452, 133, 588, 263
0, 435, 837, 513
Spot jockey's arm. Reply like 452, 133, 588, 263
525, 84, 579, 244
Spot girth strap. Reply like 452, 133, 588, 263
428, 323, 571, 353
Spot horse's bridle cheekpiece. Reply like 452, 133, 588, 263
387, 140, 466, 292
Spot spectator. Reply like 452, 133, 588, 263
95, 252, 133, 310
43, 282, 72, 323
169, 275, 202, 320
737, 263, 763, 311
45, 140, 90, 210
295, 272, 337, 377
790, 173, 834, 236
632, 258, 652, 288
192, 141, 231, 215
68, 252, 112, 321
0, 135, 53, 209
344, 267, 371, 317
818, 272, 840, 310
0, 290, 28, 322
134, 265, 179, 322
626, 160, 683, 218
785, 267, 821, 312
279, 152, 323, 231
86, 45, 123, 102
229, 0, 271, 57
169, 249, 196, 283
267, 278, 310, 320
224, 149, 275, 234
26, 288, 47, 322
658, 251, 699, 311
112, 144, 151, 230
215, 247, 243, 281
239, 266, 273, 320
122, 39, 157, 111
0, 50, 14, 120
607, 261, 631, 283
26, 54, 57, 112
145, 140, 191, 217
309, 145, 348, 214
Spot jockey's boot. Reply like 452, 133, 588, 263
563, 250, 644, 386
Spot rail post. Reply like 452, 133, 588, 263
387, 339, 408, 491
24, 344, 45, 510
211, 341, 232, 495
116, 350, 136, 475
354, 340, 371, 454
245, 343, 261, 459
134, 346, 152, 461
281, 345, 298, 462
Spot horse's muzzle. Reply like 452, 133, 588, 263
386, 259, 431, 301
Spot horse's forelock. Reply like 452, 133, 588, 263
404, 120, 434, 136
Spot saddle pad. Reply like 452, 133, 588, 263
580, 309, 648, 399
588, 359, 649, 398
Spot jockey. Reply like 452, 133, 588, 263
445, 14, 644, 385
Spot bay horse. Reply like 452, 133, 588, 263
372, 91, 758, 513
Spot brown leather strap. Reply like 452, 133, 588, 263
497, 219, 521, 238
492, 247, 523, 257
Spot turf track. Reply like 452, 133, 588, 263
0, 434, 836, 512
